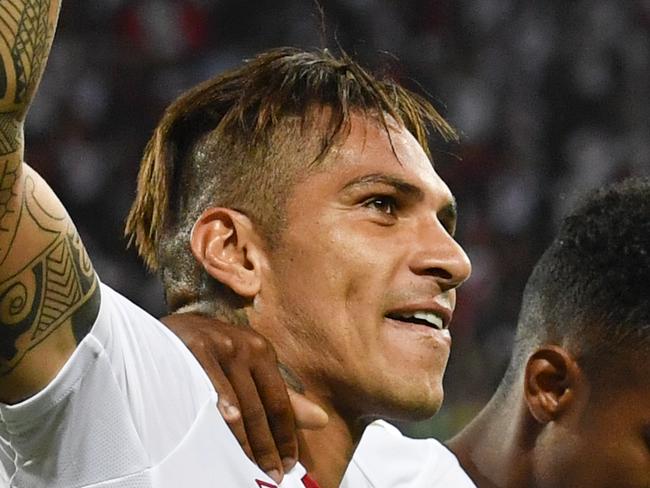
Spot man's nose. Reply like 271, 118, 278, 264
408, 222, 472, 292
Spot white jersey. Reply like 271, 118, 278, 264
0, 282, 475, 488
346, 421, 477, 488
0, 283, 313, 488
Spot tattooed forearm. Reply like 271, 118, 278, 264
0, 114, 21, 157
0, 156, 20, 263
0, 0, 60, 121
0, 3, 95, 389
0, 0, 60, 264
0, 223, 98, 375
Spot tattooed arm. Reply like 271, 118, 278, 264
0, 0, 99, 404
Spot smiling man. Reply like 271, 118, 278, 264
181, 177, 649, 488
237, 115, 462, 422
0, 1, 472, 486
125, 48, 473, 487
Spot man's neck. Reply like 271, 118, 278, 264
296, 408, 364, 488
446, 392, 535, 488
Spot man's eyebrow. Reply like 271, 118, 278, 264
341, 173, 458, 232
341, 174, 424, 200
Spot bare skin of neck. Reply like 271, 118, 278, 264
446, 389, 537, 488
296, 405, 366, 488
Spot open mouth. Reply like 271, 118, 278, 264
385, 311, 445, 330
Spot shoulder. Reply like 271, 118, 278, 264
350, 420, 476, 488
90, 281, 215, 414
0, 282, 223, 486
94, 283, 201, 364
1, 280, 215, 417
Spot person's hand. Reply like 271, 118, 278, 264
160, 313, 328, 484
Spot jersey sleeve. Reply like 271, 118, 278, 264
0, 282, 215, 487
0, 282, 314, 488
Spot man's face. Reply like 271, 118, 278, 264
252, 113, 471, 421
536, 362, 650, 488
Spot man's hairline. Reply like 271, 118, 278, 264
167, 108, 435, 315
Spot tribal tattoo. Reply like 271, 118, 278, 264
0, 156, 20, 264
0, 0, 60, 265
0, 0, 55, 154
0, 226, 99, 374
0, 0, 59, 257
0, 0, 94, 377
0, 174, 99, 375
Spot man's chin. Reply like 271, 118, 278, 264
374, 388, 445, 423
404, 399, 444, 422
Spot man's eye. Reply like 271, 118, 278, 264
365, 196, 397, 215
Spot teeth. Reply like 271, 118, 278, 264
394, 311, 444, 329
412, 311, 444, 329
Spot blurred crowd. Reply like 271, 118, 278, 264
27, 0, 650, 438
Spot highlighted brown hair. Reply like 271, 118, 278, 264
125, 47, 457, 311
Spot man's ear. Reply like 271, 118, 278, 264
190, 207, 266, 298
524, 345, 582, 424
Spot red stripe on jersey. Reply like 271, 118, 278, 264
301, 474, 321, 488
255, 480, 277, 488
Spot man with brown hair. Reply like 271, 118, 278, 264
182, 177, 650, 488
126, 47, 474, 487
0, 2, 473, 487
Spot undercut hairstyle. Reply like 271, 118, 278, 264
503, 177, 650, 387
125, 47, 457, 314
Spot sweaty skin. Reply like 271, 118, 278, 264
178, 113, 470, 488
169, 179, 650, 488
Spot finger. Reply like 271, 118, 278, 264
193, 349, 255, 460
251, 362, 299, 472
225, 364, 284, 483
288, 390, 329, 430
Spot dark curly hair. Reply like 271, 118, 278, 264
506, 177, 650, 384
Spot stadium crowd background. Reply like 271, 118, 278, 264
26, 0, 650, 439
